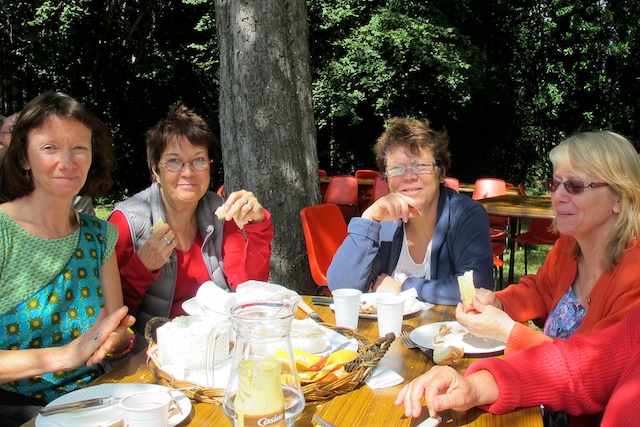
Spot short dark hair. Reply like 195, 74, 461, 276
0, 92, 115, 202
373, 117, 451, 181
145, 105, 220, 180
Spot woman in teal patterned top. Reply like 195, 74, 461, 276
0, 92, 134, 422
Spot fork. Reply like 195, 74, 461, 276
313, 414, 339, 427
400, 331, 434, 360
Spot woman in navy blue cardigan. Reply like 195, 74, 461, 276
327, 118, 493, 305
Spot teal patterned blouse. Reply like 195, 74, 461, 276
0, 209, 117, 402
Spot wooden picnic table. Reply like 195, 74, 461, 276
24, 296, 543, 427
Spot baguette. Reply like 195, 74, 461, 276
457, 270, 476, 309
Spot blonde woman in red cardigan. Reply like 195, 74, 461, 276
395, 305, 640, 427
455, 131, 640, 427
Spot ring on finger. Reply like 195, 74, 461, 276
242, 198, 249, 205
164, 236, 173, 246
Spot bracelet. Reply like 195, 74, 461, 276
108, 328, 135, 358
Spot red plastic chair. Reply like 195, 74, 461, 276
472, 178, 509, 242
371, 176, 391, 202
355, 170, 381, 211
492, 242, 506, 290
515, 219, 559, 274
444, 177, 460, 192
323, 175, 360, 222
300, 204, 348, 295
319, 170, 329, 200
355, 169, 380, 180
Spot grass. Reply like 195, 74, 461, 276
95, 204, 113, 221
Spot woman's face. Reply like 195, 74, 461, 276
551, 165, 621, 240
385, 146, 441, 211
153, 137, 211, 209
24, 116, 92, 200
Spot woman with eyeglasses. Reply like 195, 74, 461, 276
108, 105, 273, 345
327, 117, 494, 304
455, 131, 640, 427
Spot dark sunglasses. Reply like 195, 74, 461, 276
545, 178, 609, 195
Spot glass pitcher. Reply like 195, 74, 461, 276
207, 300, 305, 427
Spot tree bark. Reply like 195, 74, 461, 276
215, 0, 320, 294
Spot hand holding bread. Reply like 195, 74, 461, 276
216, 190, 265, 229
136, 217, 176, 271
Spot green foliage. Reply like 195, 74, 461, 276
3, 0, 640, 190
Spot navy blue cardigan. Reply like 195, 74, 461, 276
327, 186, 494, 305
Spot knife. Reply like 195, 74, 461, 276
40, 396, 119, 416
311, 297, 333, 306
298, 300, 326, 323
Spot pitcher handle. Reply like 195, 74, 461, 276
206, 320, 232, 388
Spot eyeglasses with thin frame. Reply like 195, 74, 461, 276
545, 178, 609, 195
159, 157, 212, 173
385, 161, 438, 178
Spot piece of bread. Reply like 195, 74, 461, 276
251, 320, 330, 356
433, 345, 464, 366
290, 322, 330, 354
215, 205, 248, 230
457, 270, 476, 309
150, 218, 165, 234
156, 315, 229, 371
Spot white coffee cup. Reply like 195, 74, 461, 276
376, 295, 405, 337
120, 391, 171, 427
197, 281, 237, 315
332, 288, 362, 329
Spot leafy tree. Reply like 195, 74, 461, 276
308, 1, 483, 175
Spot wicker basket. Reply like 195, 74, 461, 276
144, 317, 396, 404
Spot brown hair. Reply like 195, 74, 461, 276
0, 92, 114, 202
373, 117, 451, 181
145, 105, 220, 181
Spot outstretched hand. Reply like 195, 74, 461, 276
394, 365, 499, 419
64, 306, 135, 368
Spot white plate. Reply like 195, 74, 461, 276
410, 321, 505, 354
330, 292, 424, 319
36, 383, 191, 427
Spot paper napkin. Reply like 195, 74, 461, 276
365, 364, 404, 389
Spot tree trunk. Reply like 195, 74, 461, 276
215, 0, 320, 294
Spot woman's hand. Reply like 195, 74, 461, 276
456, 298, 515, 343
63, 306, 134, 369
372, 273, 403, 293
137, 221, 176, 271
221, 190, 265, 225
394, 366, 499, 419
361, 192, 420, 223
474, 288, 503, 309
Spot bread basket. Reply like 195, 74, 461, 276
144, 317, 396, 404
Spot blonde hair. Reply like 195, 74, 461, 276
549, 130, 640, 270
